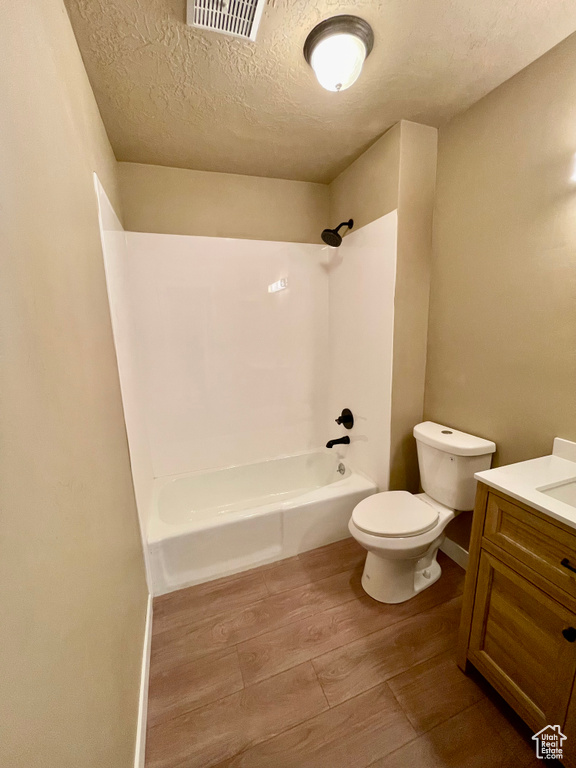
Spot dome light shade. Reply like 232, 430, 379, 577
304, 15, 374, 92
310, 34, 366, 92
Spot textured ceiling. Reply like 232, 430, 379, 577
65, 0, 576, 183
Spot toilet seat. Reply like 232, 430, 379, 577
351, 491, 439, 538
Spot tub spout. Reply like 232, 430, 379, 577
326, 436, 350, 449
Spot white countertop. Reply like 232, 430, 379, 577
475, 438, 576, 531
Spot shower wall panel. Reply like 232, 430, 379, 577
327, 212, 398, 490
95, 177, 154, 582
124, 233, 330, 477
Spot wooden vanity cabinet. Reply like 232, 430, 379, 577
458, 483, 576, 767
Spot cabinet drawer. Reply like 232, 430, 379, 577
484, 492, 576, 597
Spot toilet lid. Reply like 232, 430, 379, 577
352, 491, 439, 538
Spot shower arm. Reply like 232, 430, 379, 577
334, 219, 353, 234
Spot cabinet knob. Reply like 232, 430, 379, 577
562, 627, 576, 642
561, 558, 576, 574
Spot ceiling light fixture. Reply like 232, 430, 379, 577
304, 15, 374, 92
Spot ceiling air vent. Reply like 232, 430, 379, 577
187, 0, 267, 41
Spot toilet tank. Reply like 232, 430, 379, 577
413, 422, 496, 511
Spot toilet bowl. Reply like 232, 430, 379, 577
349, 421, 496, 604
348, 491, 454, 603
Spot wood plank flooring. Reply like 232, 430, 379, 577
146, 538, 549, 768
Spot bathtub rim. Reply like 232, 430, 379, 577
147, 451, 377, 544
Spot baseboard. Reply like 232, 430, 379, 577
134, 594, 153, 768
440, 537, 469, 570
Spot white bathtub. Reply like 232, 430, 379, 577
147, 452, 377, 595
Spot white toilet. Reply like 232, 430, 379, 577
349, 421, 496, 604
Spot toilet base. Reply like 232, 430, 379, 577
361, 550, 442, 604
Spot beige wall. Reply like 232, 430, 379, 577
0, 3, 148, 767
329, 121, 438, 492
329, 123, 401, 228
118, 162, 329, 244
426, 32, 576, 477
392, 122, 439, 491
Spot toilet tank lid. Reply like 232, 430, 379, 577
413, 421, 496, 457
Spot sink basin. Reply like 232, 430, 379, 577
538, 479, 576, 508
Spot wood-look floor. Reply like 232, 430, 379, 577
146, 538, 550, 768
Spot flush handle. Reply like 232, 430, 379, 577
561, 558, 576, 574
562, 627, 576, 643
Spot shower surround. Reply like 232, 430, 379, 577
96, 177, 397, 594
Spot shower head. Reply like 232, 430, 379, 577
321, 219, 354, 247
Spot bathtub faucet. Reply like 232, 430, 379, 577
326, 436, 351, 449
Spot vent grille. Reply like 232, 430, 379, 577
187, 0, 267, 41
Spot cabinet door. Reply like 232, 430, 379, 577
563, 686, 576, 768
469, 551, 576, 731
